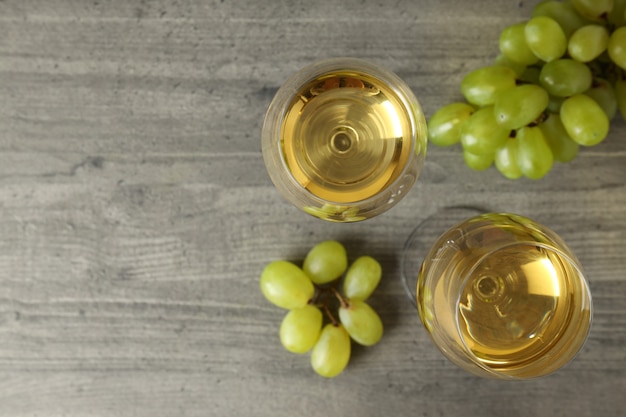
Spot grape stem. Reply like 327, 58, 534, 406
321, 303, 339, 326
331, 286, 350, 309
310, 287, 322, 305
310, 284, 342, 325
310, 282, 351, 326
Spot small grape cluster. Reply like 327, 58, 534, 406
428, 0, 626, 179
259, 240, 383, 378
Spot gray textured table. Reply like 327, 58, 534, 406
1, 1, 625, 416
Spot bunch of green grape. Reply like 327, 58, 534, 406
259, 240, 383, 378
428, 0, 626, 179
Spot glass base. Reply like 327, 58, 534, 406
400, 206, 487, 307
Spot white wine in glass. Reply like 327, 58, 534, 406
262, 58, 427, 222
414, 212, 592, 379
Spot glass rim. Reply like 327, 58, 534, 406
401, 205, 488, 307
261, 56, 426, 208
453, 239, 593, 379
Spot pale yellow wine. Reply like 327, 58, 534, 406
280, 71, 415, 203
418, 214, 591, 378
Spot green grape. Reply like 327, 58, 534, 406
427, 102, 474, 146
561, 94, 610, 146
518, 66, 541, 85
463, 150, 494, 171
460, 106, 510, 155
303, 240, 348, 285
495, 139, 523, 180
524, 16, 567, 62
539, 59, 592, 97
461, 65, 517, 106
493, 84, 549, 130
260, 261, 314, 310
499, 22, 539, 66
342, 256, 382, 301
615, 78, 626, 119
585, 78, 618, 120
568, 25, 609, 63
609, 0, 626, 25
494, 53, 527, 77
547, 95, 565, 113
571, 0, 614, 22
338, 299, 383, 346
516, 126, 554, 179
539, 114, 580, 163
310, 324, 351, 378
532, 1, 590, 37
279, 305, 323, 354
608, 27, 626, 70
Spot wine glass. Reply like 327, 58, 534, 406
402, 210, 592, 379
262, 58, 427, 222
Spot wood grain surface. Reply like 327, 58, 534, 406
1, 0, 625, 416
